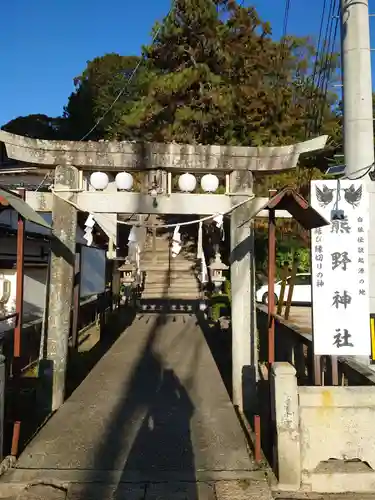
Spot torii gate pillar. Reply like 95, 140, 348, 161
45, 165, 79, 411
230, 171, 256, 413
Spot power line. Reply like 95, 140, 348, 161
315, 1, 339, 133
33, 1, 177, 193
304, 0, 327, 138
270, 0, 292, 131
282, 0, 291, 42
314, 0, 338, 121
316, 0, 336, 94
80, 0, 177, 142
276, 0, 291, 90
304, 0, 339, 141
297, 0, 337, 192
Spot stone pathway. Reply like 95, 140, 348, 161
6, 478, 272, 499
273, 494, 375, 500
7, 482, 375, 499
0, 313, 270, 499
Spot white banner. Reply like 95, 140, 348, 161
310, 180, 370, 355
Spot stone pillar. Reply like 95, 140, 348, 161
230, 170, 257, 413
271, 362, 301, 491
46, 165, 79, 411
0, 355, 5, 460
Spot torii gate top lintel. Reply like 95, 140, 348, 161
0, 134, 329, 414
0, 130, 328, 172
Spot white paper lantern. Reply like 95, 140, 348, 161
201, 173, 219, 193
178, 172, 197, 192
90, 171, 109, 191
115, 172, 134, 191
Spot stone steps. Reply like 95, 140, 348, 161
143, 271, 196, 281
141, 291, 201, 299
142, 246, 170, 253
141, 261, 196, 272
141, 259, 195, 267
139, 231, 199, 300
143, 240, 170, 248
144, 285, 199, 293
141, 250, 194, 260
144, 280, 198, 288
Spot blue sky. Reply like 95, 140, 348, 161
1, 0, 374, 126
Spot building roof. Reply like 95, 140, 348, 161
240, 186, 329, 230
0, 187, 51, 229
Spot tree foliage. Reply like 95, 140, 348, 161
62, 53, 144, 140
120, 0, 340, 147
1, 114, 61, 139
1, 0, 345, 183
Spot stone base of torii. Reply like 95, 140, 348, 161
0, 130, 328, 413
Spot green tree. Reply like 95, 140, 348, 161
122, 0, 231, 143
1, 114, 62, 139
62, 53, 144, 140
121, 0, 340, 150
122, 0, 291, 144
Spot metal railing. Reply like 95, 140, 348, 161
0, 291, 118, 459
257, 304, 375, 387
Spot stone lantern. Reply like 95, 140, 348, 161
119, 260, 136, 288
209, 253, 228, 293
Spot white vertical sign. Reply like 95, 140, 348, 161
310, 180, 370, 355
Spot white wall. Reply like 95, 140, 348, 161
0, 267, 47, 320
0, 246, 106, 328
24, 268, 48, 317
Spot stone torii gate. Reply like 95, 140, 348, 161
0, 131, 328, 412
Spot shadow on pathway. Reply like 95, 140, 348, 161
77, 314, 199, 500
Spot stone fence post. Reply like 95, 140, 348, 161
0, 355, 5, 459
271, 362, 301, 491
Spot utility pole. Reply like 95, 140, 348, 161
341, 0, 374, 174
341, 0, 375, 319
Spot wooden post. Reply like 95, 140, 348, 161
112, 260, 121, 310
254, 414, 261, 463
276, 262, 289, 315
330, 356, 339, 386
284, 257, 299, 320
14, 189, 25, 359
45, 165, 79, 411
152, 228, 156, 256
268, 207, 276, 365
314, 355, 322, 386
11, 189, 25, 457
71, 249, 81, 349
230, 170, 256, 413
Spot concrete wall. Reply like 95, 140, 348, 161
271, 362, 375, 494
